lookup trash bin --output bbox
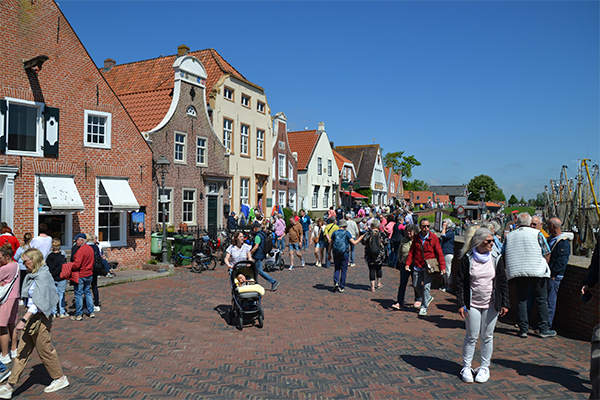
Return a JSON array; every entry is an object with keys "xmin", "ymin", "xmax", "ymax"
[
  {"xmin": 172, "ymin": 234, "xmax": 195, "ymax": 265},
  {"xmin": 151, "ymin": 232, "xmax": 172, "ymax": 260}
]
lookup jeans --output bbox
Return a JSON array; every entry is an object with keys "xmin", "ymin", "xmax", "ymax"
[
  {"xmin": 462, "ymin": 306, "xmax": 499, "ymax": 369},
  {"xmin": 255, "ymin": 259, "xmax": 275, "ymax": 284},
  {"xmin": 547, "ymin": 276, "xmax": 562, "ymax": 329},
  {"xmin": 74, "ymin": 275, "xmax": 94, "ymax": 316},
  {"xmin": 277, "ymin": 237, "xmax": 285, "ymax": 252},
  {"xmin": 349, "ymin": 243, "xmax": 355, "ymax": 264},
  {"xmin": 397, "ymin": 268, "xmax": 411, "ymax": 306},
  {"xmin": 324, "ymin": 242, "xmax": 330, "ymax": 268},
  {"xmin": 443, "ymin": 253, "xmax": 454, "ymax": 287},
  {"xmin": 52, "ymin": 280, "xmax": 67, "ymax": 315},
  {"xmin": 92, "ymin": 273, "xmax": 100, "ymax": 307},
  {"xmin": 413, "ymin": 269, "xmax": 433, "ymax": 310},
  {"xmin": 515, "ymin": 277, "xmax": 549, "ymax": 333},
  {"xmin": 333, "ymin": 253, "xmax": 349, "ymax": 288},
  {"xmin": 302, "ymin": 230, "xmax": 309, "ymax": 249},
  {"xmin": 389, "ymin": 240, "xmax": 401, "ymax": 267}
]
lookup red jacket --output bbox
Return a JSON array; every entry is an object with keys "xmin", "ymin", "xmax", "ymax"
[
  {"xmin": 405, "ymin": 232, "xmax": 446, "ymax": 272},
  {"xmin": 0, "ymin": 234, "xmax": 20, "ymax": 261},
  {"xmin": 64, "ymin": 244, "xmax": 94, "ymax": 278}
]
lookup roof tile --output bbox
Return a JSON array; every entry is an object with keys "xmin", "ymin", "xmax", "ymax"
[{"xmin": 287, "ymin": 130, "xmax": 319, "ymax": 170}]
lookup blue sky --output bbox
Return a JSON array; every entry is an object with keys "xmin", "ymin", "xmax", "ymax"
[{"xmin": 58, "ymin": 0, "xmax": 599, "ymax": 201}]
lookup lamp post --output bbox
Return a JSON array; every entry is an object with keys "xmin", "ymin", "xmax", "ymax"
[
  {"xmin": 479, "ymin": 187, "xmax": 486, "ymax": 221},
  {"xmin": 156, "ymin": 155, "xmax": 171, "ymax": 263}
]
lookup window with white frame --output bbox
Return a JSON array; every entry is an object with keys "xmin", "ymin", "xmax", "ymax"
[
  {"xmin": 317, "ymin": 157, "xmax": 322, "ymax": 175},
  {"xmin": 279, "ymin": 141, "xmax": 285, "ymax": 150},
  {"xmin": 174, "ymin": 132, "xmax": 186, "ymax": 164},
  {"xmin": 278, "ymin": 191, "xmax": 286, "ymax": 207},
  {"xmin": 196, "ymin": 136, "xmax": 206, "ymax": 166},
  {"xmin": 224, "ymin": 87, "xmax": 234, "ymax": 101},
  {"xmin": 241, "ymin": 94, "xmax": 250, "ymax": 108},
  {"xmin": 84, "ymin": 110, "xmax": 111, "ymax": 149},
  {"xmin": 328, "ymin": 159, "xmax": 332, "ymax": 177},
  {"xmin": 323, "ymin": 187, "xmax": 330, "ymax": 208},
  {"xmin": 240, "ymin": 178, "xmax": 249, "ymax": 205},
  {"xmin": 256, "ymin": 129, "xmax": 264, "ymax": 159},
  {"xmin": 240, "ymin": 124, "xmax": 249, "ymax": 155},
  {"xmin": 157, "ymin": 188, "xmax": 173, "ymax": 225},
  {"xmin": 223, "ymin": 119, "xmax": 232, "ymax": 152},
  {"xmin": 257, "ymin": 101, "xmax": 265, "ymax": 113},
  {"xmin": 289, "ymin": 192, "xmax": 296, "ymax": 209},
  {"xmin": 4, "ymin": 98, "xmax": 44, "ymax": 156},
  {"xmin": 97, "ymin": 180, "xmax": 127, "ymax": 245},
  {"xmin": 278, "ymin": 154, "xmax": 286, "ymax": 178},
  {"xmin": 342, "ymin": 168, "xmax": 347, "ymax": 179},
  {"xmin": 288, "ymin": 162, "xmax": 294, "ymax": 182},
  {"xmin": 312, "ymin": 186, "xmax": 320, "ymax": 208},
  {"xmin": 182, "ymin": 189, "xmax": 196, "ymax": 224}
]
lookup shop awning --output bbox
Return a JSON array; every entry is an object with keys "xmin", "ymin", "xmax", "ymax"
[
  {"xmin": 100, "ymin": 179, "xmax": 140, "ymax": 211},
  {"xmin": 39, "ymin": 176, "xmax": 85, "ymax": 213},
  {"xmin": 341, "ymin": 190, "xmax": 369, "ymax": 199}
]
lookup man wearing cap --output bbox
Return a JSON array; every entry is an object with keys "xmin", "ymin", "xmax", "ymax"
[
  {"xmin": 65, "ymin": 233, "xmax": 95, "ymax": 320},
  {"xmin": 248, "ymin": 222, "xmax": 280, "ymax": 292},
  {"xmin": 328, "ymin": 219, "xmax": 364, "ymax": 292},
  {"xmin": 227, "ymin": 212, "xmax": 237, "ymax": 231},
  {"xmin": 323, "ymin": 217, "xmax": 339, "ymax": 268}
]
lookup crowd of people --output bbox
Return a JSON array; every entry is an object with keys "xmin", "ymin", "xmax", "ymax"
[{"xmin": 223, "ymin": 205, "xmax": 597, "ymax": 394}]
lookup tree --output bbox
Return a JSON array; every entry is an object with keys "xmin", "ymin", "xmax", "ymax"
[
  {"xmin": 383, "ymin": 151, "xmax": 421, "ymax": 180},
  {"xmin": 467, "ymin": 175, "xmax": 505, "ymax": 202},
  {"xmin": 508, "ymin": 194, "xmax": 519, "ymax": 205},
  {"xmin": 404, "ymin": 179, "xmax": 429, "ymax": 191},
  {"xmin": 519, "ymin": 196, "xmax": 525, "ymax": 204}
]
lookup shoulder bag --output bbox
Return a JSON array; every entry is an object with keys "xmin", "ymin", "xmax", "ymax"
[{"xmin": 420, "ymin": 239, "xmax": 440, "ymax": 274}]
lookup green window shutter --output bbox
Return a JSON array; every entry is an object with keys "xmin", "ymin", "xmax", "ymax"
[
  {"xmin": 44, "ymin": 106, "xmax": 59, "ymax": 157},
  {"xmin": 0, "ymin": 100, "xmax": 6, "ymax": 153}
]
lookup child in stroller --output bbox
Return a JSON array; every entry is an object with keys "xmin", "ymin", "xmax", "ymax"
[{"xmin": 229, "ymin": 261, "xmax": 265, "ymax": 330}]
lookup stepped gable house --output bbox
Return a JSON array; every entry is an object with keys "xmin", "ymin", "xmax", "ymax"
[
  {"xmin": 102, "ymin": 45, "xmax": 230, "ymax": 235},
  {"xmin": 0, "ymin": 0, "xmax": 153, "ymax": 266},
  {"xmin": 271, "ymin": 112, "xmax": 298, "ymax": 212}
]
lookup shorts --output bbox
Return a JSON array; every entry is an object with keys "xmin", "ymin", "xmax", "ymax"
[
  {"xmin": 288, "ymin": 243, "xmax": 301, "ymax": 251},
  {"xmin": 316, "ymin": 241, "xmax": 325, "ymax": 248}
]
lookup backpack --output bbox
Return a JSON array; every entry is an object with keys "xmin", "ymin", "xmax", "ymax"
[
  {"xmin": 258, "ymin": 231, "xmax": 274, "ymax": 256},
  {"xmin": 365, "ymin": 230, "xmax": 382, "ymax": 259},
  {"xmin": 92, "ymin": 246, "xmax": 107, "ymax": 276},
  {"xmin": 331, "ymin": 230, "xmax": 348, "ymax": 255}
]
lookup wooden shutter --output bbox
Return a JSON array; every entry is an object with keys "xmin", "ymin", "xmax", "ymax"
[
  {"xmin": 0, "ymin": 100, "xmax": 6, "ymax": 153},
  {"xmin": 44, "ymin": 106, "xmax": 59, "ymax": 157}
]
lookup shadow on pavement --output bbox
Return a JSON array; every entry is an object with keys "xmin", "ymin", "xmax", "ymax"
[
  {"xmin": 214, "ymin": 304, "xmax": 231, "ymax": 325},
  {"xmin": 493, "ymin": 358, "xmax": 590, "ymax": 393},
  {"xmin": 313, "ymin": 284, "xmax": 336, "ymax": 292},
  {"xmin": 400, "ymin": 355, "xmax": 461, "ymax": 376},
  {"xmin": 423, "ymin": 314, "xmax": 464, "ymax": 330},
  {"xmin": 12, "ymin": 364, "xmax": 52, "ymax": 396},
  {"xmin": 345, "ymin": 283, "xmax": 371, "ymax": 291}
]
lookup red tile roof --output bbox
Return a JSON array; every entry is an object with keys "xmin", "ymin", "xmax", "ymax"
[
  {"xmin": 333, "ymin": 150, "xmax": 352, "ymax": 171},
  {"xmin": 102, "ymin": 48, "xmax": 262, "ymax": 132},
  {"xmin": 287, "ymin": 130, "xmax": 319, "ymax": 171}
]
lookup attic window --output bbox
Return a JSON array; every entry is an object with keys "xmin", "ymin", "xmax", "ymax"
[
  {"xmin": 187, "ymin": 105, "xmax": 197, "ymax": 117},
  {"xmin": 224, "ymin": 87, "xmax": 234, "ymax": 101},
  {"xmin": 257, "ymin": 101, "xmax": 265, "ymax": 113}
]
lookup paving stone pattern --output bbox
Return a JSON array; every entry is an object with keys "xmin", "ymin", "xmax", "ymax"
[{"xmin": 10, "ymin": 246, "xmax": 592, "ymax": 399}]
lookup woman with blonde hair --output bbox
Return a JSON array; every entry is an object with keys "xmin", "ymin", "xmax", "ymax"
[
  {"xmin": 0, "ymin": 248, "xmax": 69, "ymax": 398},
  {"xmin": 312, "ymin": 218, "xmax": 325, "ymax": 267}
]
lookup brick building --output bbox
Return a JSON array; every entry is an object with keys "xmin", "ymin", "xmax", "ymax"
[
  {"xmin": 271, "ymin": 112, "xmax": 298, "ymax": 212},
  {"xmin": 102, "ymin": 46, "xmax": 230, "ymax": 235},
  {"xmin": 0, "ymin": 0, "xmax": 153, "ymax": 266}
]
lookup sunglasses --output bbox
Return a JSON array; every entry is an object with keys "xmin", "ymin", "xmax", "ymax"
[
  {"xmin": 483, "ymin": 239, "xmax": 494, "ymax": 244},
  {"xmin": 421, "ymin": 225, "xmax": 430, "ymax": 228}
]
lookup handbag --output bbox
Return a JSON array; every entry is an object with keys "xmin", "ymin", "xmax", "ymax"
[
  {"xmin": 419, "ymin": 240, "xmax": 440, "ymax": 274},
  {"xmin": 0, "ymin": 268, "xmax": 19, "ymax": 305}
]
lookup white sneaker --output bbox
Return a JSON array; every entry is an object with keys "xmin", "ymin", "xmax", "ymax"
[
  {"xmin": 418, "ymin": 308, "xmax": 427, "ymax": 316},
  {"xmin": 9, "ymin": 350, "xmax": 16, "ymax": 359},
  {"xmin": 288, "ymin": 266, "xmax": 294, "ymax": 270},
  {"xmin": 301, "ymin": 259, "xmax": 305, "ymax": 267},
  {"xmin": 316, "ymin": 261, "xmax": 321, "ymax": 267},
  {"xmin": 93, "ymin": 306, "xmax": 101, "ymax": 312},
  {"xmin": 44, "ymin": 376, "xmax": 69, "ymax": 393},
  {"xmin": 350, "ymin": 263, "xmax": 356, "ymax": 267},
  {"xmin": 461, "ymin": 367, "xmax": 474, "ymax": 383},
  {"xmin": 0, "ymin": 355, "xmax": 10, "ymax": 365},
  {"xmin": 0, "ymin": 383, "xmax": 12, "ymax": 398},
  {"xmin": 474, "ymin": 367, "xmax": 490, "ymax": 383}
]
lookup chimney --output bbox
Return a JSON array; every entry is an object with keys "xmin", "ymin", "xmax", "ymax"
[
  {"xmin": 103, "ymin": 58, "xmax": 116, "ymax": 72},
  {"xmin": 330, "ymin": 141, "xmax": 334, "ymax": 149},
  {"xmin": 317, "ymin": 122, "xmax": 325, "ymax": 132},
  {"xmin": 177, "ymin": 45, "xmax": 190, "ymax": 57}
]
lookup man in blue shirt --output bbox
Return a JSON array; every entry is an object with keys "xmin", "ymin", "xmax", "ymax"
[{"xmin": 299, "ymin": 210, "xmax": 312, "ymax": 250}]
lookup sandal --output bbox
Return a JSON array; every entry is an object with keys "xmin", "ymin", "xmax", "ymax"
[
  {"xmin": 376, "ymin": 284, "xmax": 383, "ymax": 290},
  {"xmin": 414, "ymin": 301, "xmax": 422, "ymax": 308}
]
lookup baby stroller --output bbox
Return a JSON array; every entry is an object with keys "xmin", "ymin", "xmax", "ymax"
[
  {"xmin": 264, "ymin": 248, "xmax": 284, "ymax": 272},
  {"xmin": 229, "ymin": 260, "xmax": 265, "ymax": 330}
]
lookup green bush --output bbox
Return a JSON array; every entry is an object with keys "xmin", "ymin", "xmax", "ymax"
[
  {"xmin": 356, "ymin": 188, "xmax": 372, "ymax": 204},
  {"xmin": 283, "ymin": 207, "xmax": 294, "ymax": 228}
]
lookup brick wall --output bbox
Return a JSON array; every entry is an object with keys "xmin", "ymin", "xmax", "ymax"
[
  {"xmin": 272, "ymin": 119, "xmax": 297, "ymax": 208},
  {"xmin": 0, "ymin": 0, "xmax": 153, "ymax": 267}
]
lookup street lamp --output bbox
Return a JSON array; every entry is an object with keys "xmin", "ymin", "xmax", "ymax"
[
  {"xmin": 479, "ymin": 187, "xmax": 486, "ymax": 221},
  {"xmin": 156, "ymin": 155, "xmax": 171, "ymax": 263},
  {"xmin": 347, "ymin": 180, "xmax": 354, "ymax": 214}
]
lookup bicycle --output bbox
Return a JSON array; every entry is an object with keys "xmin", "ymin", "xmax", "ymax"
[{"xmin": 190, "ymin": 233, "xmax": 217, "ymax": 273}]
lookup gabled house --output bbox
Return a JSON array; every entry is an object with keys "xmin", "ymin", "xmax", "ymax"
[
  {"xmin": 0, "ymin": 0, "xmax": 153, "ymax": 266},
  {"xmin": 101, "ymin": 45, "xmax": 230, "ymax": 235},
  {"xmin": 428, "ymin": 184, "xmax": 468, "ymax": 205},
  {"xmin": 333, "ymin": 150, "xmax": 364, "ymax": 211},
  {"xmin": 271, "ymin": 112, "xmax": 298, "ymax": 212},
  {"xmin": 404, "ymin": 191, "xmax": 449, "ymax": 208},
  {"xmin": 288, "ymin": 123, "xmax": 339, "ymax": 214},
  {"xmin": 385, "ymin": 167, "xmax": 404, "ymax": 207},
  {"xmin": 334, "ymin": 144, "xmax": 388, "ymax": 206}
]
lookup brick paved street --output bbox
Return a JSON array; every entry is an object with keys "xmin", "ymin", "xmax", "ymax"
[{"xmin": 8, "ymin": 246, "xmax": 592, "ymax": 399}]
